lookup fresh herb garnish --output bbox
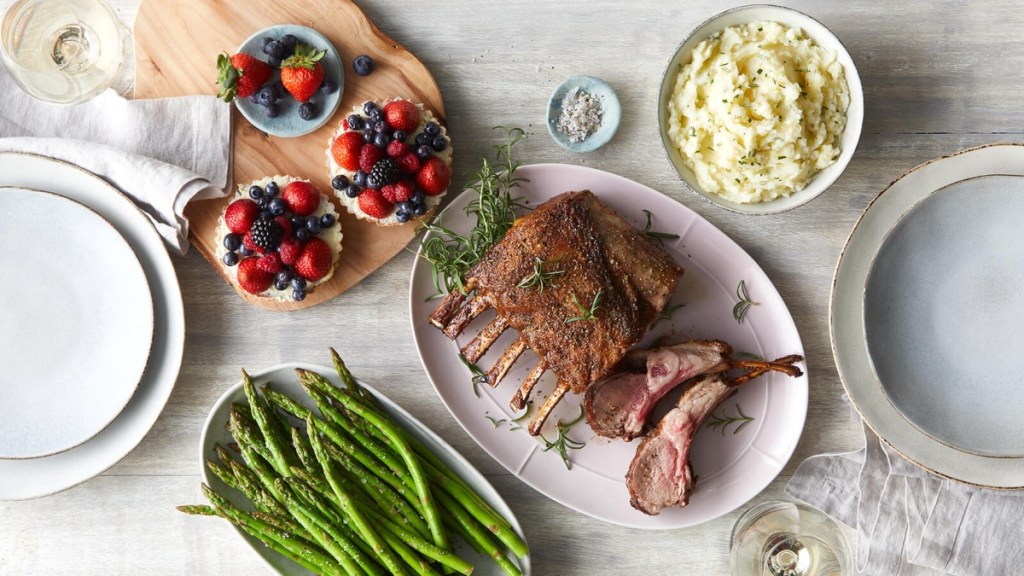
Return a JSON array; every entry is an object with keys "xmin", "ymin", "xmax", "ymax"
[
  {"xmin": 517, "ymin": 257, "xmax": 565, "ymax": 291},
  {"xmin": 566, "ymin": 289, "xmax": 602, "ymax": 323},
  {"xmin": 641, "ymin": 209, "xmax": 681, "ymax": 246},
  {"xmin": 420, "ymin": 127, "xmax": 527, "ymax": 295},
  {"xmin": 732, "ymin": 280, "xmax": 759, "ymax": 324},
  {"xmin": 734, "ymin": 351, "xmax": 765, "ymax": 361},
  {"xmin": 705, "ymin": 404, "xmax": 755, "ymax": 435},
  {"xmin": 652, "ymin": 301, "xmax": 686, "ymax": 328},
  {"xmin": 458, "ymin": 353, "xmax": 488, "ymax": 397},
  {"xmin": 541, "ymin": 406, "xmax": 587, "ymax": 470},
  {"xmin": 485, "ymin": 416, "xmax": 507, "ymax": 428}
]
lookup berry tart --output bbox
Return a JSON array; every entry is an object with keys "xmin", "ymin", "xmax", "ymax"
[
  {"xmin": 215, "ymin": 176, "xmax": 342, "ymax": 302},
  {"xmin": 326, "ymin": 98, "xmax": 452, "ymax": 225}
]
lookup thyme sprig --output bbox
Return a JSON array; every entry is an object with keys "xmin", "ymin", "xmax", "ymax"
[
  {"xmin": 652, "ymin": 301, "xmax": 686, "ymax": 328},
  {"xmin": 516, "ymin": 257, "xmax": 565, "ymax": 291},
  {"xmin": 732, "ymin": 280, "xmax": 759, "ymax": 324},
  {"xmin": 705, "ymin": 404, "xmax": 755, "ymax": 435},
  {"xmin": 458, "ymin": 353, "xmax": 487, "ymax": 398},
  {"xmin": 541, "ymin": 406, "xmax": 587, "ymax": 470},
  {"xmin": 566, "ymin": 289, "xmax": 603, "ymax": 323},
  {"xmin": 642, "ymin": 209, "xmax": 681, "ymax": 246},
  {"xmin": 420, "ymin": 127, "xmax": 528, "ymax": 296}
]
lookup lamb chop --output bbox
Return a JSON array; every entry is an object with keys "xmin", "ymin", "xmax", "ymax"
[
  {"xmin": 584, "ymin": 341, "xmax": 802, "ymax": 440},
  {"xmin": 429, "ymin": 190, "xmax": 683, "ymax": 435},
  {"xmin": 625, "ymin": 356, "xmax": 803, "ymax": 515}
]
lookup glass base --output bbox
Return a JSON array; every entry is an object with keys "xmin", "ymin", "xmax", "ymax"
[{"xmin": 730, "ymin": 500, "xmax": 851, "ymax": 576}]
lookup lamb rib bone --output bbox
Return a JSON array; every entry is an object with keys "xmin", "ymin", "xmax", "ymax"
[
  {"xmin": 460, "ymin": 317, "xmax": 509, "ymax": 363},
  {"xmin": 625, "ymin": 356, "xmax": 804, "ymax": 515},
  {"xmin": 510, "ymin": 362, "xmax": 546, "ymax": 412}
]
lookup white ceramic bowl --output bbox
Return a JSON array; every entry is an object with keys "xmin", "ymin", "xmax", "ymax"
[{"xmin": 658, "ymin": 5, "xmax": 864, "ymax": 214}]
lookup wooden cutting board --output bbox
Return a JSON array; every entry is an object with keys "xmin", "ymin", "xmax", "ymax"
[{"xmin": 133, "ymin": 0, "xmax": 445, "ymax": 310}]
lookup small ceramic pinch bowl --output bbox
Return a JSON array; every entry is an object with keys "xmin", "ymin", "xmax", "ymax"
[
  {"xmin": 547, "ymin": 75, "xmax": 621, "ymax": 153},
  {"xmin": 658, "ymin": 5, "xmax": 864, "ymax": 214}
]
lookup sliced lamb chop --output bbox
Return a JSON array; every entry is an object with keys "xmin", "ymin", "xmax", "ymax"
[
  {"xmin": 625, "ymin": 356, "xmax": 803, "ymax": 515},
  {"xmin": 584, "ymin": 340, "xmax": 732, "ymax": 440}
]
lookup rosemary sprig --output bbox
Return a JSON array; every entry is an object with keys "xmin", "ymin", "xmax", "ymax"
[
  {"xmin": 508, "ymin": 403, "xmax": 532, "ymax": 431},
  {"xmin": 566, "ymin": 289, "xmax": 603, "ymax": 323},
  {"xmin": 458, "ymin": 353, "xmax": 487, "ymax": 398},
  {"xmin": 516, "ymin": 257, "xmax": 565, "ymax": 291},
  {"xmin": 705, "ymin": 404, "xmax": 755, "ymax": 435},
  {"xmin": 642, "ymin": 209, "xmax": 681, "ymax": 246},
  {"xmin": 734, "ymin": 351, "xmax": 765, "ymax": 361},
  {"xmin": 541, "ymin": 406, "xmax": 587, "ymax": 470},
  {"xmin": 732, "ymin": 280, "xmax": 759, "ymax": 324},
  {"xmin": 485, "ymin": 416, "xmax": 507, "ymax": 428},
  {"xmin": 652, "ymin": 301, "xmax": 686, "ymax": 328},
  {"xmin": 419, "ymin": 126, "xmax": 528, "ymax": 295}
]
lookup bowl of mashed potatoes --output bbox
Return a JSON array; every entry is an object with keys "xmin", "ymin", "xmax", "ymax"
[{"xmin": 659, "ymin": 5, "xmax": 863, "ymax": 214}]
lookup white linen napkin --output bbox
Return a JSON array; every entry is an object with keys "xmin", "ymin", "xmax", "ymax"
[
  {"xmin": 0, "ymin": 65, "xmax": 231, "ymax": 254},
  {"xmin": 786, "ymin": 402, "xmax": 1024, "ymax": 575}
]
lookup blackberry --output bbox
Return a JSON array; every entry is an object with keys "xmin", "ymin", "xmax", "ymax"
[
  {"xmin": 250, "ymin": 218, "xmax": 282, "ymax": 251},
  {"xmin": 368, "ymin": 158, "xmax": 399, "ymax": 188}
]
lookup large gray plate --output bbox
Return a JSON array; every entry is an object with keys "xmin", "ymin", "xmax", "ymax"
[{"xmin": 832, "ymin": 143, "xmax": 1024, "ymax": 487}]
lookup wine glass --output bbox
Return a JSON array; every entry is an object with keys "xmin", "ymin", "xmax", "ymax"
[
  {"xmin": 730, "ymin": 500, "xmax": 851, "ymax": 576},
  {"xmin": 1, "ymin": 0, "xmax": 132, "ymax": 104}
]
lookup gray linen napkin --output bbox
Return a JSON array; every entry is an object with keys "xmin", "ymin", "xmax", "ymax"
[
  {"xmin": 786, "ymin": 403, "xmax": 1024, "ymax": 575},
  {"xmin": 0, "ymin": 66, "xmax": 231, "ymax": 254}
]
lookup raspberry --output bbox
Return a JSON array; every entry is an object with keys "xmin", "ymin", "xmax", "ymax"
[
  {"xmin": 359, "ymin": 143, "xmax": 385, "ymax": 173},
  {"xmin": 256, "ymin": 253, "xmax": 282, "ymax": 274},
  {"xmin": 386, "ymin": 140, "xmax": 409, "ymax": 158}
]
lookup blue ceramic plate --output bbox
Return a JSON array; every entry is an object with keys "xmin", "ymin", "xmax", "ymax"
[
  {"xmin": 235, "ymin": 25, "xmax": 344, "ymax": 138},
  {"xmin": 546, "ymin": 75, "xmax": 621, "ymax": 153}
]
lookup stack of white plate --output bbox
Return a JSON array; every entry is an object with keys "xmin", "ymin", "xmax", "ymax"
[{"xmin": 0, "ymin": 153, "xmax": 185, "ymax": 500}]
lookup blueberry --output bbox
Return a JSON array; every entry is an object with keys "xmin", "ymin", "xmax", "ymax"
[
  {"xmin": 280, "ymin": 34, "xmax": 298, "ymax": 51},
  {"xmin": 412, "ymin": 202, "xmax": 427, "ymax": 216},
  {"xmin": 431, "ymin": 136, "xmax": 448, "ymax": 152},
  {"xmin": 292, "ymin": 289, "xmax": 307, "ymax": 301},
  {"xmin": 274, "ymin": 278, "xmax": 289, "ymax": 291},
  {"xmin": 369, "ymin": 108, "xmax": 383, "ymax": 122},
  {"xmin": 296, "ymin": 228, "xmax": 311, "ymax": 241},
  {"xmin": 331, "ymin": 174, "xmax": 349, "ymax": 190},
  {"xmin": 299, "ymin": 101, "xmax": 316, "ymax": 121},
  {"xmin": 373, "ymin": 120, "xmax": 387, "ymax": 133},
  {"xmin": 392, "ymin": 129, "xmax": 407, "ymax": 142},
  {"xmin": 291, "ymin": 214, "xmax": 305, "ymax": 229},
  {"xmin": 362, "ymin": 101, "xmax": 377, "ymax": 115},
  {"xmin": 373, "ymin": 132, "xmax": 389, "ymax": 149},
  {"xmin": 223, "ymin": 233, "xmax": 242, "ymax": 251},
  {"xmin": 269, "ymin": 197, "xmax": 287, "ymax": 216},
  {"xmin": 416, "ymin": 144, "xmax": 432, "ymax": 160},
  {"xmin": 320, "ymin": 213, "xmax": 336, "ymax": 227},
  {"xmin": 363, "ymin": 129, "xmax": 376, "ymax": 143},
  {"xmin": 291, "ymin": 277, "xmax": 308, "ymax": 291},
  {"xmin": 258, "ymin": 195, "xmax": 270, "ymax": 208},
  {"xmin": 411, "ymin": 190, "xmax": 425, "ymax": 204},
  {"xmin": 264, "ymin": 102, "xmax": 280, "ymax": 118},
  {"xmin": 396, "ymin": 201, "xmax": 413, "ymax": 214},
  {"xmin": 265, "ymin": 181, "xmax": 279, "ymax": 197},
  {"xmin": 259, "ymin": 208, "xmax": 271, "ymax": 220},
  {"xmin": 276, "ymin": 269, "xmax": 293, "ymax": 283},
  {"xmin": 306, "ymin": 215, "xmax": 321, "ymax": 234},
  {"xmin": 264, "ymin": 39, "xmax": 286, "ymax": 59},
  {"xmin": 249, "ymin": 185, "xmax": 263, "ymax": 199},
  {"xmin": 415, "ymin": 132, "xmax": 430, "ymax": 146},
  {"xmin": 424, "ymin": 122, "xmax": 440, "ymax": 137},
  {"xmin": 268, "ymin": 55, "xmax": 282, "ymax": 68},
  {"xmin": 255, "ymin": 85, "xmax": 276, "ymax": 107},
  {"xmin": 272, "ymin": 80, "xmax": 287, "ymax": 99},
  {"xmin": 353, "ymin": 171, "xmax": 367, "ymax": 186},
  {"xmin": 320, "ymin": 77, "xmax": 337, "ymax": 94},
  {"xmin": 238, "ymin": 245, "xmax": 253, "ymax": 257},
  {"xmin": 396, "ymin": 211, "xmax": 410, "ymax": 223},
  {"xmin": 346, "ymin": 114, "xmax": 365, "ymax": 130},
  {"xmin": 223, "ymin": 251, "xmax": 239, "ymax": 266},
  {"xmin": 353, "ymin": 55, "xmax": 374, "ymax": 77},
  {"xmin": 260, "ymin": 37, "xmax": 273, "ymax": 50},
  {"xmin": 345, "ymin": 184, "xmax": 361, "ymax": 198}
]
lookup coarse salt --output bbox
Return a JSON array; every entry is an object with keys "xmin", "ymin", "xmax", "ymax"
[{"xmin": 556, "ymin": 87, "xmax": 603, "ymax": 143}]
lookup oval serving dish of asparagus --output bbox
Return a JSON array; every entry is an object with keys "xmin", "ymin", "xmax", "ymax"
[{"xmin": 179, "ymin": 349, "xmax": 530, "ymax": 576}]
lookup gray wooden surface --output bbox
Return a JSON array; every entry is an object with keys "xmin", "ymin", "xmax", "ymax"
[{"xmin": 2, "ymin": 0, "xmax": 1022, "ymax": 574}]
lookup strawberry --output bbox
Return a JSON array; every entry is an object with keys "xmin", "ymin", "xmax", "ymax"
[
  {"xmin": 294, "ymin": 237, "xmax": 334, "ymax": 281},
  {"xmin": 381, "ymin": 180, "xmax": 414, "ymax": 203},
  {"xmin": 224, "ymin": 198, "xmax": 259, "ymax": 234},
  {"xmin": 359, "ymin": 143, "xmax": 385, "ymax": 173},
  {"xmin": 216, "ymin": 52, "xmax": 271, "ymax": 101},
  {"xmin": 242, "ymin": 230, "xmax": 264, "ymax": 254},
  {"xmin": 417, "ymin": 157, "xmax": 451, "ymax": 196},
  {"xmin": 236, "ymin": 256, "xmax": 273, "ymax": 294},
  {"xmin": 358, "ymin": 188, "xmax": 394, "ymax": 219},
  {"xmin": 279, "ymin": 238, "xmax": 303, "ymax": 265},
  {"xmin": 331, "ymin": 131, "xmax": 364, "ymax": 172},
  {"xmin": 256, "ymin": 252, "xmax": 282, "ymax": 274},
  {"xmin": 386, "ymin": 140, "xmax": 410, "ymax": 158},
  {"xmin": 282, "ymin": 181, "xmax": 320, "ymax": 216},
  {"xmin": 274, "ymin": 215, "xmax": 293, "ymax": 239},
  {"xmin": 280, "ymin": 44, "xmax": 326, "ymax": 102},
  {"xmin": 395, "ymin": 152, "xmax": 420, "ymax": 174},
  {"xmin": 383, "ymin": 100, "xmax": 419, "ymax": 133}
]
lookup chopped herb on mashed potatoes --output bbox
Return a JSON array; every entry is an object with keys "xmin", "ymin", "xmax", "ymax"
[{"xmin": 667, "ymin": 21, "xmax": 849, "ymax": 204}]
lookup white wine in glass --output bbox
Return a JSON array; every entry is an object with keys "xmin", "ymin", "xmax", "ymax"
[
  {"xmin": 1, "ymin": 0, "xmax": 126, "ymax": 104},
  {"xmin": 731, "ymin": 500, "xmax": 851, "ymax": 576}
]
